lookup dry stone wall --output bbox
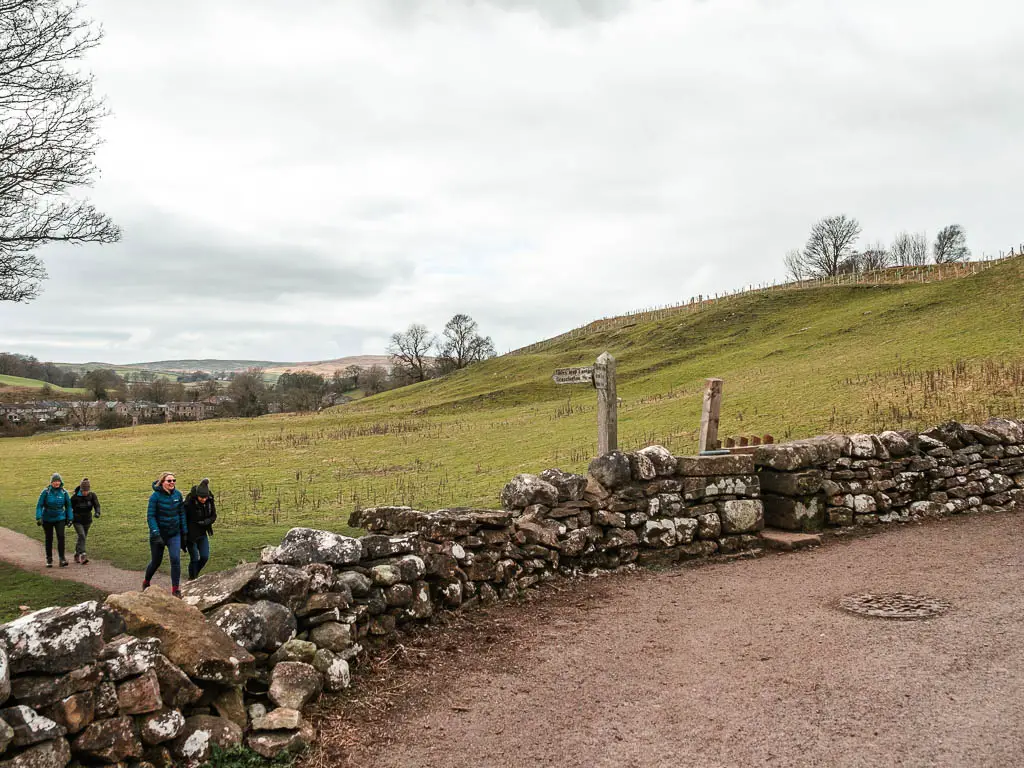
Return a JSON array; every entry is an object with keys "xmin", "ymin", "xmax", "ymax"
[
  {"xmin": 1, "ymin": 416, "xmax": 1022, "ymax": 767},
  {"xmin": 757, "ymin": 418, "xmax": 1024, "ymax": 531}
]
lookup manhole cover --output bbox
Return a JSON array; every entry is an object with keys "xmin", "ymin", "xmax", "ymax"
[{"xmin": 838, "ymin": 593, "xmax": 950, "ymax": 620}]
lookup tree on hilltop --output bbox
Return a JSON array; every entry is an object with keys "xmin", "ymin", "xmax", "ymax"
[
  {"xmin": 790, "ymin": 215, "xmax": 862, "ymax": 278},
  {"xmin": 0, "ymin": 0, "xmax": 120, "ymax": 302},
  {"xmin": 388, "ymin": 324, "xmax": 435, "ymax": 383},
  {"xmin": 891, "ymin": 232, "xmax": 928, "ymax": 266},
  {"xmin": 783, "ymin": 249, "xmax": 806, "ymax": 282},
  {"xmin": 436, "ymin": 314, "xmax": 495, "ymax": 374},
  {"xmin": 933, "ymin": 225, "xmax": 970, "ymax": 263},
  {"xmin": 856, "ymin": 241, "xmax": 893, "ymax": 272}
]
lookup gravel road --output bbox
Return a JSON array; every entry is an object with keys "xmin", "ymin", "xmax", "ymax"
[{"xmin": 319, "ymin": 512, "xmax": 1024, "ymax": 768}]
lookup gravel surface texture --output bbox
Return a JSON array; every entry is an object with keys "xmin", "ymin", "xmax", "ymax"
[{"xmin": 313, "ymin": 512, "xmax": 1024, "ymax": 768}]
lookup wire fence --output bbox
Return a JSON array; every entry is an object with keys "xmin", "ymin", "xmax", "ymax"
[{"xmin": 507, "ymin": 248, "xmax": 1023, "ymax": 356}]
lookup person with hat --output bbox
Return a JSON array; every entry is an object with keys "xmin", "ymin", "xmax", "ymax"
[
  {"xmin": 183, "ymin": 478, "xmax": 217, "ymax": 580},
  {"xmin": 70, "ymin": 477, "xmax": 101, "ymax": 564},
  {"xmin": 143, "ymin": 471, "xmax": 187, "ymax": 597},
  {"xmin": 36, "ymin": 473, "xmax": 72, "ymax": 567}
]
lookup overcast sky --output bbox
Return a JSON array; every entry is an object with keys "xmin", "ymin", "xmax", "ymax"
[{"xmin": 2, "ymin": 0, "xmax": 1022, "ymax": 364}]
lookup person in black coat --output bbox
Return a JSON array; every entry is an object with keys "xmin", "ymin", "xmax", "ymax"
[
  {"xmin": 184, "ymin": 478, "xmax": 216, "ymax": 579},
  {"xmin": 70, "ymin": 477, "xmax": 101, "ymax": 564}
]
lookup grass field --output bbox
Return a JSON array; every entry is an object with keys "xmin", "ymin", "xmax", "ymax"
[
  {"xmin": 1, "ymin": 256, "xmax": 1022, "ymax": 574},
  {"xmin": 0, "ymin": 562, "xmax": 107, "ymax": 623},
  {"xmin": 0, "ymin": 374, "xmax": 88, "ymax": 394}
]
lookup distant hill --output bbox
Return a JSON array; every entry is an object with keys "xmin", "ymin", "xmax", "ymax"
[
  {"xmin": 264, "ymin": 356, "xmax": 393, "ymax": 376},
  {"xmin": 62, "ymin": 359, "xmax": 280, "ymax": 374},
  {"xmin": 59, "ymin": 356, "xmax": 394, "ymax": 376}
]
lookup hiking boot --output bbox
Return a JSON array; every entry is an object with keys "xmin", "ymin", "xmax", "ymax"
[
  {"xmin": 171, "ymin": 587, "xmax": 182, "ymax": 599},
  {"xmin": 141, "ymin": 580, "xmax": 151, "ymax": 591},
  {"xmin": 59, "ymin": 560, "xmax": 68, "ymax": 568},
  {"xmin": 46, "ymin": 560, "xmax": 52, "ymax": 568},
  {"xmin": 80, "ymin": 555, "xmax": 89, "ymax": 565}
]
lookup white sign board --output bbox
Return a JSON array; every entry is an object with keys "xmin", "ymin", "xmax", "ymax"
[{"xmin": 552, "ymin": 367, "xmax": 594, "ymax": 385}]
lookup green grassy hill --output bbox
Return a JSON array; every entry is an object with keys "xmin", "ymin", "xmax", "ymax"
[
  {"xmin": 2, "ymin": 256, "xmax": 1022, "ymax": 573},
  {"xmin": 0, "ymin": 374, "xmax": 87, "ymax": 394}
]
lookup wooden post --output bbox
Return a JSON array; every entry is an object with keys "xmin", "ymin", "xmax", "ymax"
[
  {"xmin": 552, "ymin": 351, "xmax": 617, "ymax": 456},
  {"xmin": 698, "ymin": 378, "xmax": 723, "ymax": 453},
  {"xmin": 594, "ymin": 352, "xmax": 617, "ymax": 455}
]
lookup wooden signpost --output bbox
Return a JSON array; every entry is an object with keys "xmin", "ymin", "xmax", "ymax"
[
  {"xmin": 552, "ymin": 351, "xmax": 617, "ymax": 455},
  {"xmin": 698, "ymin": 377, "xmax": 723, "ymax": 453}
]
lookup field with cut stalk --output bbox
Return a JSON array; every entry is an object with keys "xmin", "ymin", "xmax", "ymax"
[{"xmin": 1, "ymin": 256, "xmax": 1022, "ymax": 575}]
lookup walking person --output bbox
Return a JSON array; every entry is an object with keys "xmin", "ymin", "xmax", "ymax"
[
  {"xmin": 70, "ymin": 478, "xmax": 101, "ymax": 564},
  {"xmin": 36, "ymin": 473, "xmax": 72, "ymax": 567},
  {"xmin": 184, "ymin": 478, "xmax": 217, "ymax": 580},
  {"xmin": 143, "ymin": 471, "xmax": 187, "ymax": 597}
]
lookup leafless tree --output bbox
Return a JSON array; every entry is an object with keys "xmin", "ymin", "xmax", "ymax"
[
  {"xmin": 227, "ymin": 368, "xmax": 268, "ymax": 417},
  {"xmin": 357, "ymin": 364, "xmax": 387, "ymax": 395},
  {"xmin": 856, "ymin": 241, "xmax": 893, "ymax": 272},
  {"xmin": 65, "ymin": 398, "xmax": 96, "ymax": 427},
  {"xmin": 783, "ymin": 249, "xmax": 805, "ymax": 282},
  {"xmin": 799, "ymin": 215, "xmax": 862, "ymax": 277},
  {"xmin": 891, "ymin": 231, "xmax": 928, "ymax": 266},
  {"xmin": 0, "ymin": 0, "xmax": 120, "ymax": 302},
  {"xmin": 436, "ymin": 314, "xmax": 495, "ymax": 373},
  {"xmin": 388, "ymin": 323, "xmax": 435, "ymax": 383},
  {"xmin": 933, "ymin": 224, "xmax": 970, "ymax": 263}
]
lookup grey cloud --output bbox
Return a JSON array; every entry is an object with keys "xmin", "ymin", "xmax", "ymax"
[
  {"xmin": 376, "ymin": 0, "xmax": 632, "ymax": 26},
  {"xmin": 4, "ymin": 0, "xmax": 1024, "ymax": 365},
  {"xmin": 88, "ymin": 212, "xmax": 411, "ymax": 302}
]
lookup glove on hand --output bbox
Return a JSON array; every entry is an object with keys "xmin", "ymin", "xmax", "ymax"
[
  {"xmin": 95, "ymin": 511, "xmax": 101, "ymax": 518},
  {"xmin": 36, "ymin": 519, "xmax": 42, "ymax": 527},
  {"xmin": 66, "ymin": 519, "xmax": 73, "ymax": 528}
]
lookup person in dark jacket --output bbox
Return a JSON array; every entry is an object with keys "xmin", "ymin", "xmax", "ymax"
[
  {"xmin": 184, "ymin": 478, "xmax": 217, "ymax": 580},
  {"xmin": 36, "ymin": 473, "xmax": 72, "ymax": 567},
  {"xmin": 70, "ymin": 477, "xmax": 101, "ymax": 565},
  {"xmin": 143, "ymin": 471, "xmax": 187, "ymax": 596}
]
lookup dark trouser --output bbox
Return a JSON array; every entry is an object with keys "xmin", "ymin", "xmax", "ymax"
[
  {"xmin": 74, "ymin": 520, "xmax": 91, "ymax": 557},
  {"xmin": 187, "ymin": 534, "xmax": 210, "ymax": 580},
  {"xmin": 144, "ymin": 533, "xmax": 182, "ymax": 588},
  {"xmin": 42, "ymin": 522, "xmax": 66, "ymax": 563}
]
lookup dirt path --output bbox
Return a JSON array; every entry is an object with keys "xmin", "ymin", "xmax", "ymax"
[
  {"xmin": 318, "ymin": 512, "xmax": 1024, "ymax": 768},
  {"xmin": 0, "ymin": 526, "xmax": 167, "ymax": 593}
]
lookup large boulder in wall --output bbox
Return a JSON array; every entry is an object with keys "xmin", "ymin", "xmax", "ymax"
[
  {"xmin": 266, "ymin": 528, "xmax": 362, "ymax": 567},
  {"xmin": 104, "ymin": 591, "xmax": 253, "ymax": 686},
  {"xmin": 180, "ymin": 563, "xmax": 259, "ymax": 612},
  {"xmin": 0, "ymin": 603, "xmax": 105, "ymax": 676},
  {"xmin": 0, "ymin": 737, "xmax": 71, "ymax": 768},
  {"xmin": 500, "ymin": 475, "xmax": 559, "ymax": 510}
]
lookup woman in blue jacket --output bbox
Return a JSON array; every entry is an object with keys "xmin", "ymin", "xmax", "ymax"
[
  {"xmin": 143, "ymin": 471, "xmax": 187, "ymax": 597},
  {"xmin": 36, "ymin": 472, "xmax": 72, "ymax": 567}
]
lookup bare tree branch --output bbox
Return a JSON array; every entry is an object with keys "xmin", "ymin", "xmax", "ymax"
[
  {"xmin": 436, "ymin": 314, "xmax": 496, "ymax": 373},
  {"xmin": 388, "ymin": 324, "xmax": 435, "ymax": 383},
  {"xmin": 0, "ymin": 0, "xmax": 120, "ymax": 302},
  {"xmin": 783, "ymin": 249, "xmax": 805, "ymax": 281},
  {"xmin": 799, "ymin": 215, "xmax": 861, "ymax": 277},
  {"xmin": 891, "ymin": 231, "xmax": 928, "ymax": 266},
  {"xmin": 856, "ymin": 241, "xmax": 893, "ymax": 272}
]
